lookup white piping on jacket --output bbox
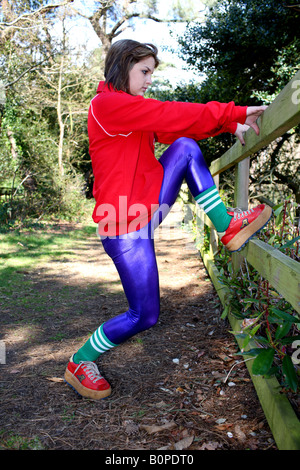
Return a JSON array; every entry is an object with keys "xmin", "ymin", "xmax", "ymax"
[{"xmin": 90, "ymin": 97, "xmax": 132, "ymax": 138}]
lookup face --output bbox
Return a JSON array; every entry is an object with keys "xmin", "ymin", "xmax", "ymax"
[{"xmin": 128, "ymin": 56, "xmax": 155, "ymax": 96}]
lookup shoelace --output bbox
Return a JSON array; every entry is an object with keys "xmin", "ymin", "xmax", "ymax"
[
  {"xmin": 228, "ymin": 207, "xmax": 255, "ymax": 221},
  {"xmin": 74, "ymin": 361, "xmax": 103, "ymax": 384}
]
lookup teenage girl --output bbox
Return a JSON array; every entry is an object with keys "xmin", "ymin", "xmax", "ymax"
[{"xmin": 64, "ymin": 40, "xmax": 272, "ymax": 399}]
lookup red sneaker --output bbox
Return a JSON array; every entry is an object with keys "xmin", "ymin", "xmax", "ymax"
[
  {"xmin": 64, "ymin": 356, "xmax": 111, "ymax": 399},
  {"xmin": 218, "ymin": 204, "xmax": 272, "ymax": 252}
]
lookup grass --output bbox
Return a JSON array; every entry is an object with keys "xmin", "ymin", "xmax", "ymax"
[
  {"xmin": 0, "ymin": 221, "xmax": 95, "ymax": 264},
  {"xmin": 0, "ymin": 221, "xmax": 97, "ymax": 320},
  {"xmin": 0, "ymin": 431, "xmax": 45, "ymax": 450}
]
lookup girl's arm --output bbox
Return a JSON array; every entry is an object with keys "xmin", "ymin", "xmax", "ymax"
[{"xmin": 92, "ymin": 92, "xmax": 248, "ymax": 140}]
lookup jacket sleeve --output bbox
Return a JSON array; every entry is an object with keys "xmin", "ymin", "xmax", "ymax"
[
  {"xmin": 92, "ymin": 92, "xmax": 247, "ymax": 140},
  {"xmin": 154, "ymin": 122, "xmax": 239, "ymax": 144}
]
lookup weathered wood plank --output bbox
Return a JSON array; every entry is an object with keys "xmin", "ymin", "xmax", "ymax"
[
  {"xmin": 243, "ymin": 238, "xmax": 300, "ymax": 313},
  {"xmin": 210, "ymin": 69, "xmax": 300, "ymax": 176},
  {"xmin": 200, "ymin": 247, "xmax": 229, "ymax": 306}
]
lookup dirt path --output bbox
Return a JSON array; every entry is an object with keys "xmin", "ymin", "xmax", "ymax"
[{"xmin": 0, "ymin": 205, "xmax": 277, "ymax": 450}]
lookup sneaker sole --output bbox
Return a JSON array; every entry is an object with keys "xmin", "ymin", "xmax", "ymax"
[
  {"xmin": 64, "ymin": 369, "xmax": 112, "ymax": 400},
  {"xmin": 225, "ymin": 205, "xmax": 273, "ymax": 252}
]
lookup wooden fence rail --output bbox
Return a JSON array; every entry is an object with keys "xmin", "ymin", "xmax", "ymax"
[{"xmin": 196, "ymin": 70, "xmax": 300, "ymax": 450}]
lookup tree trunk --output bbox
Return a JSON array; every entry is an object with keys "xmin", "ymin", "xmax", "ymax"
[
  {"xmin": 6, "ymin": 128, "xmax": 18, "ymax": 160},
  {"xmin": 57, "ymin": 56, "xmax": 64, "ymax": 176},
  {"xmin": 0, "ymin": 80, "xmax": 6, "ymax": 135}
]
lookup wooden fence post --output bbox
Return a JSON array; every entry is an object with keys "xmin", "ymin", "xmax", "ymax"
[
  {"xmin": 232, "ymin": 157, "xmax": 250, "ymax": 272},
  {"xmin": 209, "ymin": 174, "xmax": 219, "ymax": 258}
]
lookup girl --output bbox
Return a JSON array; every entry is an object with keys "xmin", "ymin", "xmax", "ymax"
[{"xmin": 64, "ymin": 40, "xmax": 272, "ymax": 399}]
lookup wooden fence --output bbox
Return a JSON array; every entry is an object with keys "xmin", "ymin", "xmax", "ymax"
[{"xmin": 196, "ymin": 70, "xmax": 300, "ymax": 450}]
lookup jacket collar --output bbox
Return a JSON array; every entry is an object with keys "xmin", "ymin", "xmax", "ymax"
[{"xmin": 96, "ymin": 81, "xmax": 125, "ymax": 94}]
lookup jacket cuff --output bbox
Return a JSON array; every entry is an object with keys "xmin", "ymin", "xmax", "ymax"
[
  {"xmin": 226, "ymin": 122, "xmax": 238, "ymax": 134},
  {"xmin": 232, "ymin": 105, "xmax": 247, "ymax": 124}
]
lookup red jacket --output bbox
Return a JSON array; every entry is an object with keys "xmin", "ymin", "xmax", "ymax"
[{"xmin": 88, "ymin": 81, "xmax": 247, "ymax": 236}]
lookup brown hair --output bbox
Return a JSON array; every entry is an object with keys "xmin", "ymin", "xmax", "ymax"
[{"xmin": 104, "ymin": 39, "xmax": 160, "ymax": 93}]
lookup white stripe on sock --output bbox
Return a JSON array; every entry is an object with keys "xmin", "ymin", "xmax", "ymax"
[
  {"xmin": 97, "ymin": 326, "xmax": 115, "ymax": 349},
  {"xmin": 90, "ymin": 335, "xmax": 106, "ymax": 354},
  {"xmin": 93, "ymin": 330, "xmax": 111, "ymax": 351},
  {"xmin": 200, "ymin": 193, "xmax": 220, "ymax": 209},
  {"xmin": 93, "ymin": 335, "xmax": 111, "ymax": 352},
  {"xmin": 196, "ymin": 188, "xmax": 218, "ymax": 203},
  {"xmin": 205, "ymin": 199, "xmax": 223, "ymax": 213}
]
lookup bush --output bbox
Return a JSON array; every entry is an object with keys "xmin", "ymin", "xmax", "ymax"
[{"xmin": 0, "ymin": 171, "xmax": 88, "ymax": 228}]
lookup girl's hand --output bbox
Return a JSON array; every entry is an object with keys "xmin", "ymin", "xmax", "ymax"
[
  {"xmin": 234, "ymin": 123, "xmax": 250, "ymax": 145},
  {"xmin": 245, "ymin": 105, "xmax": 268, "ymax": 136},
  {"xmin": 235, "ymin": 105, "xmax": 268, "ymax": 145}
]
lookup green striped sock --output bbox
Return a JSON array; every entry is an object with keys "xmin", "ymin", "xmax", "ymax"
[
  {"xmin": 195, "ymin": 185, "xmax": 232, "ymax": 232},
  {"xmin": 73, "ymin": 323, "xmax": 117, "ymax": 363}
]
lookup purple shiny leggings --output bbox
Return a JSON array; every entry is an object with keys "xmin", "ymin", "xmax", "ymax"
[{"xmin": 101, "ymin": 138, "xmax": 214, "ymax": 344}]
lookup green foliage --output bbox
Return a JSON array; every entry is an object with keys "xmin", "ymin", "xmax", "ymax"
[
  {"xmin": 252, "ymin": 39, "xmax": 300, "ymax": 104},
  {"xmin": 0, "ymin": 171, "xmax": 88, "ymax": 228},
  {"xmin": 260, "ymin": 201, "xmax": 300, "ymax": 260},
  {"xmin": 178, "ymin": 0, "xmax": 300, "ymax": 104},
  {"xmin": 173, "ymin": 0, "xmax": 300, "ymax": 199},
  {"xmin": 0, "ymin": 431, "xmax": 44, "ymax": 450},
  {"xmin": 0, "ymin": 19, "xmax": 102, "ymax": 226},
  {"xmin": 206, "ymin": 199, "xmax": 300, "ymax": 393}
]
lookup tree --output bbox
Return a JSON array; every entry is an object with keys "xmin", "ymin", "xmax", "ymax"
[
  {"xmin": 71, "ymin": 0, "xmax": 199, "ymax": 57},
  {"xmin": 175, "ymin": 0, "xmax": 300, "ymax": 207},
  {"xmin": 178, "ymin": 0, "xmax": 299, "ymax": 104},
  {"xmin": 0, "ymin": 1, "xmax": 96, "ymax": 222},
  {"xmin": 0, "ymin": 0, "xmax": 74, "ymax": 50},
  {"xmin": 0, "ymin": 0, "xmax": 75, "ymax": 136}
]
